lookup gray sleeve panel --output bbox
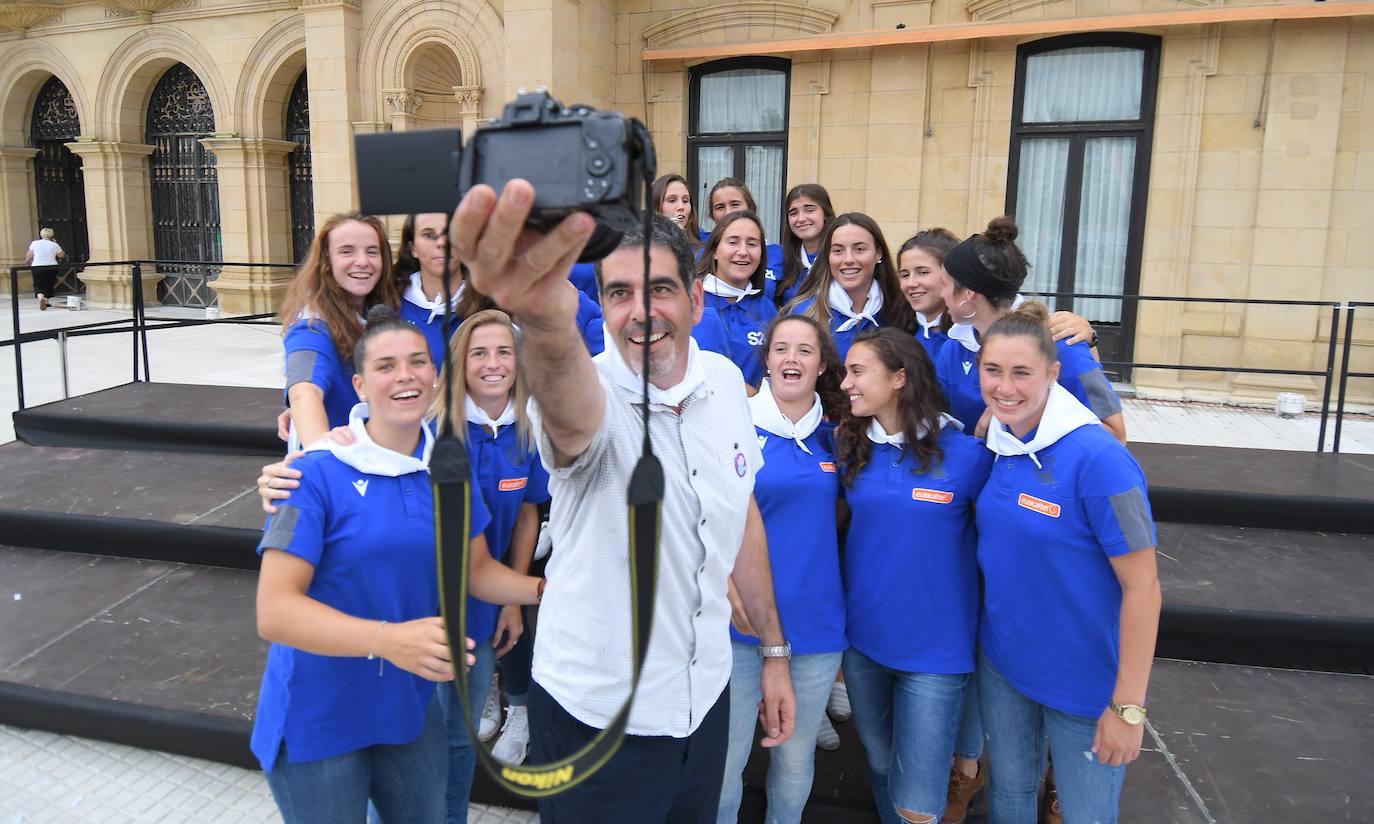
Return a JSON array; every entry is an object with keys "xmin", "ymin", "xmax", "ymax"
[
  {"xmin": 1081, "ymin": 368, "xmax": 1123, "ymax": 418},
  {"xmin": 285, "ymin": 349, "xmax": 319, "ymax": 388},
  {"xmin": 1109, "ymin": 486, "xmax": 1155, "ymax": 552},
  {"xmin": 261, "ymin": 505, "xmax": 302, "ymax": 551}
]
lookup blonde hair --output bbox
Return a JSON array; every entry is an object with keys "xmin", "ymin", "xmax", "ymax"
[
  {"xmin": 427, "ymin": 309, "xmax": 532, "ymax": 451},
  {"xmin": 39, "ymin": 228, "xmax": 54, "ymax": 239}
]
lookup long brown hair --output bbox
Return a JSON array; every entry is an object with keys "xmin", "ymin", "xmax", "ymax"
[
  {"xmin": 786, "ymin": 213, "xmax": 915, "ymax": 334},
  {"xmin": 652, "ymin": 174, "xmax": 702, "ymax": 250},
  {"xmin": 279, "ymin": 212, "xmax": 398, "ymax": 360},
  {"xmin": 777, "ymin": 184, "xmax": 835, "ymax": 307},
  {"xmin": 898, "ymin": 227, "xmax": 960, "ymax": 333},
  {"xmin": 427, "ymin": 309, "xmax": 532, "ymax": 452},
  {"xmin": 761, "ymin": 314, "xmax": 849, "ymax": 423},
  {"xmin": 835, "ymin": 328, "xmax": 948, "ymax": 484},
  {"xmin": 697, "ymin": 211, "xmax": 769, "ymax": 294}
]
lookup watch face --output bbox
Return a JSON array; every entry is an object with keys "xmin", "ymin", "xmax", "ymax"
[{"xmin": 1121, "ymin": 705, "xmax": 1145, "ymax": 725}]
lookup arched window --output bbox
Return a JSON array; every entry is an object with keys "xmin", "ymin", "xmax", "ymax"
[
  {"xmin": 1007, "ymin": 34, "xmax": 1160, "ymax": 377},
  {"xmin": 688, "ymin": 58, "xmax": 790, "ymax": 244},
  {"xmin": 286, "ymin": 70, "xmax": 313, "ymax": 263},
  {"xmin": 30, "ymin": 75, "xmax": 89, "ymax": 294},
  {"xmin": 146, "ymin": 62, "xmax": 221, "ymax": 307}
]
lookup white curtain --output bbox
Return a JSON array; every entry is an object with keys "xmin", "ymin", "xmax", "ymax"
[
  {"xmin": 746, "ymin": 145, "xmax": 785, "ymax": 244},
  {"xmin": 1015, "ymin": 138, "xmax": 1070, "ymax": 311},
  {"xmin": 1024, "ymin": 47, "xmax": 1143, "ymax": 123},
  {"xmin": 1074, "ymin": 137, "xmax": 1136, "ymax": 323},
  {"xmin": 696, "ymin": 146, "xmax": 734, "ymax": 234},
  {"xmin": 698, "ymin": 70, "xmax": 787, "ymax": 133}
]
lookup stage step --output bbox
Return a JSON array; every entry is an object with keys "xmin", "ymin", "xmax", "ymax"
[{"xmin": 13, "ymin": 382, "xmax": 285, "ymax": 457}]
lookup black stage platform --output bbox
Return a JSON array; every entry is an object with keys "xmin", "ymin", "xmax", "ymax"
[{"xmin": 4, "ymin": 380, "xmax": 1374, "ymax": 820}]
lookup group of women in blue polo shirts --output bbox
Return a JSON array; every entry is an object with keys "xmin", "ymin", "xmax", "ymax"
[{"xmin": 258, "ymin": 174, "xmax": 1160, "ymax": 824}]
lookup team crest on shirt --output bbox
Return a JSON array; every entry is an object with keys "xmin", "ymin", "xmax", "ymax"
[
  {"xmin": 498, "ymin": 477, "xmax": 528, "ymax": 492},
  {"xmin": 1018, "ymin": 493, "xmax": 1061, "ymax": 518},
  {"xmin": 962, "ymin": 360, "xmax": 974, "ymax": 375},
  {"xmin": 757, "ymin": 435, "xmax": 768, "ymax": 449},
  {"xmin": 734, "ymin": 452, "xmax": 748, "ymax": 477},
  {"xmin": 352, "ymin": 479, "xmax": 369, "ymax": 497},
  {"xmin": 911, "ymin": 488, "xmax": 954, "ymax": 504}
]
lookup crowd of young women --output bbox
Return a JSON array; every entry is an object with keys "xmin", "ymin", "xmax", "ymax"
[{"xmin": 251, "ymin": 172, "xmax": 1160, "ymax": 824}]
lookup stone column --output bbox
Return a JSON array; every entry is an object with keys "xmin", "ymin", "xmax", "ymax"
[
  {"xmin": 454, "ymin": 85, "xmax": 484, "ymax": 139},
  {"xmin": 503, "ymin": 0, "xmax": 577, "ymax": 100},
  {"xmin": 382, "ymin": 89, "xmax": 423, "ymax": 132},
  {"xmin": 302, "ymin": 0, "xmax": 364, "ymax": 227},
  {"xmin": 63, "ymin": 140, "xmax": 158, "ymax": 309},
  {"xmin": 199, "ymin": 136, "xmax": 298, "ymax": 315},
  {"xmin": 0, "ymin": 146, "xmax": 38, "ymax": 297}
]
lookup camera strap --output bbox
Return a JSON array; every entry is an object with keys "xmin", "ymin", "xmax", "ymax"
[{"xmin": 431, "ymin": 130, "xmax": 661, "ymax": 797}]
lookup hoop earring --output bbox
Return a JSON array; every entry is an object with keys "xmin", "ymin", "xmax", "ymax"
[{"xmin": 956, "ymin": 299, "xmax": 977, "ymax": 321}]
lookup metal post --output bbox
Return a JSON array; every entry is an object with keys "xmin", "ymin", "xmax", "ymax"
[
  {"xmin": 131, "ymin": 261, "xmax": 143, "ymax": 383},
  {"xmin": 10, "ymin": 266, "xmax": 24, "ymax": 410},
  {"xmin": 57, "ymin": 330, "xmax": 70, "ymax": 400},
  {"xmin": 1332, "ymin": 304, "xmax": 1356, "ymax": 454},
  {"xmin": 138, "ymin": 266, "xmax": 151, "ymax": 383},
  {"xmin": 1316, "ymin": 304, "xmax": 1340, "ymax": 453}
]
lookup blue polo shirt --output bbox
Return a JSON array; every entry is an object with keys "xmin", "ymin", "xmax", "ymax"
[
  {"xmin": 787, "ymin": 296, "xmax": 888, "ymax": 361},
  {"xmin": 937, "ymin": 336, "xmax": 1122, "ymax": 433},
  {"xmin": 732, "ymin": 425, "xmax": 846, "ymax": 655},
  {"xmin": 761, "ymin": 243, "xmax": 784, "ymax": 303},
  {"xmin": 465, "ymin": 421, "xmax": 551, "ymax": 646},
  {"xmin": 702, "ymin": 291, "xmax": 778, "ymax": 387},
  {"xmin": 916, "ymin": 328, "xmax": 949, "ymax": 362},
  {"xmin": 251, "ymin": 446, "xmax": 492, "ymax": 772},
  {"xmin": 398, "ymin": 299, "xmax": 457, "ymax": 366},
  {"xmin": 842, "ymin": 425, "xmax": 993, "ymax": 673},
  {"xmin": 283, "ymin": 319, "xmax": 358, "ymax": 430},
  {"xmin": 570, "ymin": 262, "xmax": 599, "ymax": 305},
  {"xmin": 692, "ymin": 304, "xmax": 732, "ymax": 357},
  {"xmin": 977, "ymin": 424, "xmax": 1155, "ymax": 717},
  {"xmin": 575, "ymin": 291, "xmax": 605, "ymax": 355},
  {"xmin": 776, "ymin": 252, "xmax": 815, "ymax": 308}
]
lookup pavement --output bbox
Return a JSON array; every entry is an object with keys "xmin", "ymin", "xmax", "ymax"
[{"xmin": 1, "ymin": 293, "xmax": 1371, "ymax": 821}]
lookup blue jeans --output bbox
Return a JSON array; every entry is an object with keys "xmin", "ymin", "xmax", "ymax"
[
  {"xmin": 717, "ymin": 643, "xmax": 843, "ymax": 824},
  {"xmin": 843, "ymin": 649, "xmax": 969, "ymax": 824},
  {"xmin": 497, "ymin": 608, "xmax": 533, "ymax": 707},
  {"xmin": 954, "ymin": 675, "xmax": 983, "ymax": 761},
  {"xmin": 978, "ymin": 653, "xmax": 1126, "ymax": 823},
  {"xmin": 436, "ymin": 641, "xmax": 497, "ymax": 824},
  {"xmin": 264, "ymin": 697, "xmax": 445, "ymax": 824}
]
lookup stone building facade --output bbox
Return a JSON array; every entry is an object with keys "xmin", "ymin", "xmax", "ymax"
[{"xmin": 0, "ymin": 0, "xmax": 1370, "ymax": 406}]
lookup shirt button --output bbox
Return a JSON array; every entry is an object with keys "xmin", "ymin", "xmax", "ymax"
[
  {"xmin": 699, "ymin": 565, "xmax": 706, "ymax": 574},
  {"xmin": 692, "ymin": 469, "xmax": 697, "ymax": 476},
  {"xmin": 695, "ymin": 610, "xmax": 702, "ymax": 618},
  {"xmin": 700, "ymin": 518, "xmax": 707, "ymax": 526},
  {"xmin": 690, "ymin": 659, "xmax": 697, "ymax": 666},
  {"xmin": 404, "ymin": 489, "xmax": 412, "ymax": 495}
]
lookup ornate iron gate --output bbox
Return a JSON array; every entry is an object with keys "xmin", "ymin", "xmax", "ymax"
[
  {"xmin": 287, "ymin": 71, "xmax": 314, "ymax": 263},
  {"xmin": 30, "ymin": 75, "xmax": 89, "ymax": 294},
  {"xmin": 146, "ymin": 63, "xmax": 221, "ymax": 307}
]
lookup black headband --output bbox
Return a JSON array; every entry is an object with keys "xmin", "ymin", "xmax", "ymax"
[{"xmin": 943, "ymin": 236, "xmax": 1017, "ymax": 303}]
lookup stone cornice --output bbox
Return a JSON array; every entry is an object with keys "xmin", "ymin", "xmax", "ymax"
[
  {"xmin": 965, "ymin": 0, "xmax": 1211, "ymax": 23},
  {"xmin": 643, "ymin": 1, "xmax": 840, "ymax": 49},
  {"xmin": 0, "ymin": 3, "xmax": 63, "ymax": 35}
]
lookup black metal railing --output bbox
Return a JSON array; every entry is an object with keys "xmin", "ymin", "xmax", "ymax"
[
  {"xmin": 6, "ymin": 267, "xmax": 1372, "ymax": 453},
  {"xmin": 7, "ymin": 260, "xmax": 294, "ymax": 410}
]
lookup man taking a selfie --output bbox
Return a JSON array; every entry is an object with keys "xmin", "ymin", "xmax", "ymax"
[{"xmin": 450, "ymin": 181, "xmax": 795, "ymax": 824}]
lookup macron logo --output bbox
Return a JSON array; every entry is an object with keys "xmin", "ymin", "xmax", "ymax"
[
  {"xmin": 352, "ymin": 479, "xmax": 369, "ymax": 497},
  {"xmin": 962, "ymin": 361, "xmax": 973, "ymax": 375}
]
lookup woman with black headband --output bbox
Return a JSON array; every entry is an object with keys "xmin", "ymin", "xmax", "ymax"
[{"xmin": 935, "ymin": 216, "xmax": 1127, "ymax": 444}]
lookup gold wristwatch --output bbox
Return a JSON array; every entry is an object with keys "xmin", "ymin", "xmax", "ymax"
[{"xmin": 1109, "ymin": 701, "xmax": 1147, "ymax": 725}]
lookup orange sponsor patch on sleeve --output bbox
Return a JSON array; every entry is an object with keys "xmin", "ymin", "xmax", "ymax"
[
  {"xmin": 498, "ymin": 477, "xmax": 529, "ymax": 492},
  {"xmin": 911, "ymin": 488, "xmax": 954, "ymax": 504},
  {"xmin": 818, "ymin": 462, "xmax": 837, "ymax": 473},
  {"xmin": 1017, "ymin": 493, "xmax": 1061, "ymax": 518}
]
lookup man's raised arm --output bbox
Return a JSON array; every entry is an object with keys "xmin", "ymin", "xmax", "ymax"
[{"xmin": 450, "ymin": 180, "xmax": 605, "ymax": 465}]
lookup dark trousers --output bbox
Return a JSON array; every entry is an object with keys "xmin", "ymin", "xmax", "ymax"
[
  {"xmin": 32, "ymin": 266, "xmax": 59, "ymax": 297},
  {"xmin": 529, "ymin": 679, "xmax": 730, "ymax": 824}
]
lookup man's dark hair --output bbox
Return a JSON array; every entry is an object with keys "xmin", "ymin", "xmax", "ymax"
[{"xmin": 593, "ymin": 211, "xmax": 696, "ymax": 294}]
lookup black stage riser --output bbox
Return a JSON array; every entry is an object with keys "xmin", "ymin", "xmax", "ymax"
[
  {"xmin": 0, "ymin": 510, "xmax": 261, "ymax": 571},
  {"xmin": 0, "ymin": 682, "xmax": 889, "ymax": 821},
  {"xmin": 1148, "ymin": 488, "xmax": 1374, "ymax": 535},
  {"xmin": 14, "ymin": 409, "xmax": 285, "ymax": 457}
]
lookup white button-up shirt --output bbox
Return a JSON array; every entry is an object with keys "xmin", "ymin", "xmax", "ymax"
[{"xmin": 529, "ymin": 352, "xmax": 761, "ymax": 737}]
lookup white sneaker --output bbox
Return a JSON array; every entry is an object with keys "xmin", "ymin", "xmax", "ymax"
[
  {"xmin": 816, "ymin": 715, "xmax": 840, "ymax": 751},
  {"xmin": 478, "ymin": 674, "xmax": 502, "ymax": 741},
  {"xmin": 827, "ymin": 680, "xmax": 852, "ymax": 722},
  {"xmin": 491, "ymin": 705, "xmax": 530, "ymax": 764}
]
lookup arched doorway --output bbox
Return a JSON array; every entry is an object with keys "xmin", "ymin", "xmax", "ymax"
[
  {"xmin": 286, "ymin": 70, "xmax": 313, "ymax": 263},
  {"xmin": 30, "ymin": 75, "xmax": 89, "ymax": 294},
  {"xmin": 146, "ymin": 62, "xmax": 221, "ymax": 307}
]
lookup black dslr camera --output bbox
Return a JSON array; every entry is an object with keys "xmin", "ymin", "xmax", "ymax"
[{"xmin": 355, "ymin": 90, "xmax": 655, "ymax": 261}]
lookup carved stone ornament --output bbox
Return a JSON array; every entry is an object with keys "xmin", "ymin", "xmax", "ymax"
[
  {"xmin": 642, "ymin": 1, "xmax": 839, "ymax": 48},
  {"xmin": 0, "ymin": 3, "xmax": 63, "ymax": 35},
  {"xmin": 100, "ymin": 0, "xmax": 187, "ymax": 21},
  {"xmin": 383, "ymin": 89, "xmax": 423, "ymax": 115},
  {"xmin": 452, "ymin": 85, "xmax": 482, "ymax": 115}
]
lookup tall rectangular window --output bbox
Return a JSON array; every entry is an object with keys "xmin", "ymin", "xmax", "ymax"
[
  {"xmin": 689, "ymin": 58, "xmax": 790, "ymax": 245},
  {"xmin": 1007, "ymin": 35, "xmax": 1160, "ymax": 378}
]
